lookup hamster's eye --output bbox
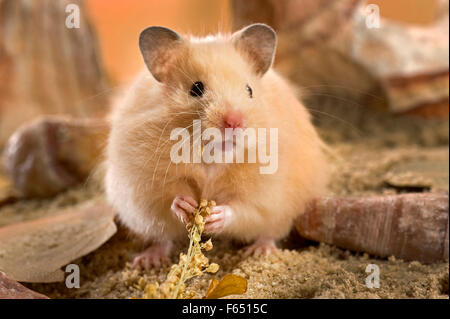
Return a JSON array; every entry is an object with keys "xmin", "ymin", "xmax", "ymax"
[
  {"xmin": 190, "ymin": 81, "xmax": 204, "ymax": 97},
  {"xmin": 246, "ymin": 84, "xmax": 253, "ymax": 98}
]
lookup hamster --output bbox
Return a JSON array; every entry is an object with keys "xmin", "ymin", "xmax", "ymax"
[{"xmin": 105, "ymin": 24, "xmax": 329, "ymax": 269}]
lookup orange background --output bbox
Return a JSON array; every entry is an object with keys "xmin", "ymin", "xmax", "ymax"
[{"xmin": 86, "ymin": 0, "xmax": 230, "ymax": 84}]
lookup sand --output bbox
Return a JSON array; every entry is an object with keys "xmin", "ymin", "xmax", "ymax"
[
  {"xmin": 1, "ymin": 103, "xmax": 449, "ymax": 299},
  {"xmin": 22, "ymin": 227, "xmax": 449, "ymax": 299}
]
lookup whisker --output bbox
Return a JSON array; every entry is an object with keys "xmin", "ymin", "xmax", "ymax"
[
  {"xmin": 307, "ymin": 108, "xmax": 363, "ymax": 137},
  {"xmin": 301, "ymin": 84, "xmax": 385, "ymax": 101}
]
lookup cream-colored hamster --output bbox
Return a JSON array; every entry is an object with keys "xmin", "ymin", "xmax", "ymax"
[{"xmin": 105, "ymin": 24, "xmax": 329, "ymax": 269}]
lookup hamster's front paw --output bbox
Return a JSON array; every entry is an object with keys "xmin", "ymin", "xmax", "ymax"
[
  {"xmin": 204, "ymin": 205, "xmax": 233, "ymax": 235},
  {"xmin": 171, "ymin": 195, "xmax": 198, "ymax": 224}
]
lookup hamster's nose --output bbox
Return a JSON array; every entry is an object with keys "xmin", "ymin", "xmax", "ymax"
[{"xmin": 223, "ymin": 111, "xmax": 244, "ymax": 129}]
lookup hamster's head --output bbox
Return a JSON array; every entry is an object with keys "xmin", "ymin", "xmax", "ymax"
[{"xmin": 139, "ymin": 24, "xmax": 277, "ymax": 150}]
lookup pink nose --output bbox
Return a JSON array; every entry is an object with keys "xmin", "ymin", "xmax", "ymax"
[{"xmin": 223, "ymin": 111, "xmax": 244, "ymax": 129}]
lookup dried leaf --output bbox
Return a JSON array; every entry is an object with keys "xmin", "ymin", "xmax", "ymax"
[
  {"xmin": 205, "ymin": 278, "xmax": 220, "ymax": 297},
  {"xmin": 0, "ymin": 201, "xmax": 117, "ymax": 282},
  {"xmin": 204, "ymin": 274, "xmax": 247, "ymax": 299}
]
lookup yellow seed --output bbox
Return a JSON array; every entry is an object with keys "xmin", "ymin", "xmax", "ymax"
[
  {"xmin": 200, "ymin": 199, "xmax": 208, "ymax": 208},
  {"xmin": 203, "ymin": 239, "xmax": 213, "ymax": 251},
  {"xmin": 209, "ymin": 200, "xmax": 216, "ymax": 207},
  {"xmin": 144, "ymin": 283, "xmax": 159, "ymax": 296},
  {"xmin": 179, "ymin": 253, "xmax": 187, "ymax": 263},
  {"xmin": 184, "ymin": 290, "xmax": 196, "ymax": 299},
  {"xmin": 206, "ymin": 263, "xmax": 219, "ymax": 273},
  {"xmin": 192, "ymin": 268, "xmax": 203, "ymax": 277},
  {"xmin": 167, "ymin": 274, "xmax": 178, "ymax": 284},
  {"xmin": 194, "ymin": 253, "xmax": 208, "ymax": 265},
  {"xmin": 195, "ymin": 214, "xmax": 203, "ymax": 225},
  {"xmin": 138, "ymin": 277, "xmax": 146, "ymax": 289}
]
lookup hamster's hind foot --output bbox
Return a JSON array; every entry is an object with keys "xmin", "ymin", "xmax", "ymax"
[
  {"xmin": 243, "ymin": 237, "xmax": 277, "ymax": 257},
  {"xmin": 131, "ymin": 241, "xmax": 173, "ymax": 269}
]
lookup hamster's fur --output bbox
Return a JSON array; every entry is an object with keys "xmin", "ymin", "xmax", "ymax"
[{"xmin": 105, "ymin": 24, "xmax": 329, "ymax": 267}]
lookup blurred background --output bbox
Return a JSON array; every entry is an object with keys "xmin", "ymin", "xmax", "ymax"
[{"xmin": 86, "ymin": 0, "xmax": 443, "ymax": 84}]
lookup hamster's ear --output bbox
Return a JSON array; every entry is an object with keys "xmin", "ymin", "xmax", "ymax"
[
  {"xmin": 139, "ymin": 26, "xmax": 184, "ymax": 82},
  {"xmin": 232, "ymin": 23, "xmax": 277, "ymax": 76}
]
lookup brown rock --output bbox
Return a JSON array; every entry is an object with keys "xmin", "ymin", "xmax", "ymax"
[
  {"xmin": 0, "ymin": 171, "xmax": 18, "ymax": 207},
  {"xmin": 0, "ymin": 272, "xmax": 48, "ymax": 299},
  {"xmin": 3, "ymin": 116, "xmax": 109, "ymax": 198},
  {"xmin": 296, "ymin": 193, "xmax": 449, "ymax": 263},
  {"xmin": 349, "ymin": 7, "xmax": 449, "ymax": 115}
]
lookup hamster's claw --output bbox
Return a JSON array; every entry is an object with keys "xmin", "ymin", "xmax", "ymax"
[
  {"xmin": 171, "ymin": 195, "xmax": 198, "ymax": 224},
  {"xmin": 243, "ymin": 237, "xmax": 277, "ymax": 257},
  {"xmin": 131, "ymin": 242, "xmax": 172, "ymax": 270}
]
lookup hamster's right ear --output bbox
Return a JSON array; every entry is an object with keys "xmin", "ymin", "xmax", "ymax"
[
  {"xmin": 139, "ymin": 26, "xmax": 184, "ymax": 82},
  {"xmin": 232, "ymin": 24, "xmax": 277, "ymax": 76}
]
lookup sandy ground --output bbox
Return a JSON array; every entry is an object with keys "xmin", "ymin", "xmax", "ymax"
[{"xmin": 1, "ymin": 103, "xmax": 449, "ymax": 299}]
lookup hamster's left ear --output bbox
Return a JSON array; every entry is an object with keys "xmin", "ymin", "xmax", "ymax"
[{"xmin": 232, "ymin": 23, "xmax": 277, "ymax": 76}]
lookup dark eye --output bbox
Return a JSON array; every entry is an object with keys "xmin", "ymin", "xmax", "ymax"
[
  {"xmin": 190, "ymin": 81, "xmax": 204, "ymax": 97},
  {"xmin": 246, "ymin": 84, "xmax": 253, "ymax": 98}
]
